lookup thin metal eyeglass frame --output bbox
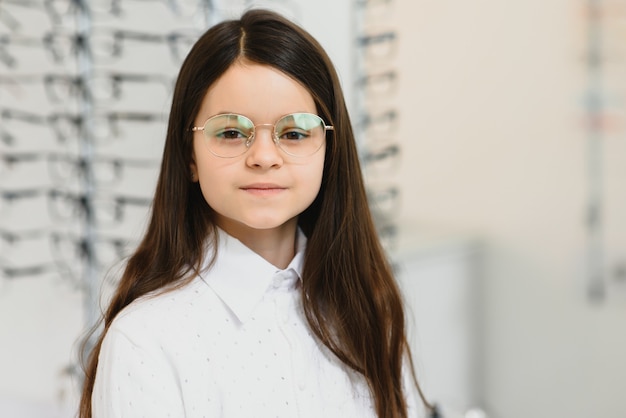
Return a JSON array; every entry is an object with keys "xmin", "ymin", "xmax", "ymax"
[{"xmin": 191, "ymin": 113, "xmax": 334, "ymax": 158}]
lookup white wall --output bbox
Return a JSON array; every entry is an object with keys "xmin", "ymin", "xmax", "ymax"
[{"xmin": 395, "ymin": 0, "xmax": 626, "ymax": 417}]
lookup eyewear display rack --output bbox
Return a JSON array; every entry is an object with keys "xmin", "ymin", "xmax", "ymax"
[
  {"xmin": 353, "ymin": 0, "xmax": 401, "ymax": 252},
  {"xmin": 581, "ymin": 0, "xmax": 626, "ymax": 303},
  {"xmin": 0, "ymin": 1, "xmax": 217, "ymax": 396}
]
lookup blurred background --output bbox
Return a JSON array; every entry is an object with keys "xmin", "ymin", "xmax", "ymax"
[{"xmin": 0, "ymin": 0, "xmax": 625, "ymax": 417}]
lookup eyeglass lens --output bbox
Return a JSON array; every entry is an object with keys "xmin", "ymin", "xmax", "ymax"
[{"xmin": 201, "ymin": 113, "xmax": 327, "ymax": 158}]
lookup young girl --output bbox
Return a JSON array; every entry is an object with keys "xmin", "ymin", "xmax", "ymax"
[{"xmin": 79, "ymin": 9, "xmax": 431, "ymax": 418}]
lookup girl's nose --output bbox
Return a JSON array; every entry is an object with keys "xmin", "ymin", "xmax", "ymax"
[{"xmin": 245, "ymin": 126, "xmax": 283, "ymax": 169}]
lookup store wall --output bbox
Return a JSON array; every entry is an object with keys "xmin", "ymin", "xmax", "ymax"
[{"xmin": 395, "ymin": 0, "xmax": 626, "ymax": 417}]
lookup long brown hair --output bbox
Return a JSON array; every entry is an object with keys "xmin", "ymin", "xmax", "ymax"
[{"xmin": 79, "ymin": 9, "xmax": 429, "ymax": 418}]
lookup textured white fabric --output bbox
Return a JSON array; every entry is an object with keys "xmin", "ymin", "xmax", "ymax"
[{"xmin": 92, "ymin": 229, "xmax": 424, "ymax": 417}]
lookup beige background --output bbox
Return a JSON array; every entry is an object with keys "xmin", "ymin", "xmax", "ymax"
[{"xmin": 395, "ymin": 0, "xmax": 626, "ymax": 417}]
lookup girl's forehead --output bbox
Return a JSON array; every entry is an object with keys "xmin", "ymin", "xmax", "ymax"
[{"xmin": 197, "ymin": 62, "xmax": 316, "ymax": 122}]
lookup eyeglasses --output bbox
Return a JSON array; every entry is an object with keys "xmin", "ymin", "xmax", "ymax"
[
  {"xmin": 0, "ymin": 228, "xmax": 53, "ymax": 271},
  {"xmin": 0, "ymin": 188, "xmax": 45, "ymax": 215},
  {"xmin": 0, "ymin": 0, "xmax": 87, "ymax": 29},
  {"xmin": 90, "ymin": 72, "xmax": 173, "ymax": 103},
  {"xmin": 361, "ymin": 142, "xmax": 400, "ymax": 175},
  {"xmin": 192, "ymin": 113, "xmax": 333, "ymax": 158},
  {"xmin": 357, "ymin": 31, "xmax": 397, "ymax": 67},
  {"xmin": 357, "ymin": 70, "xmax": 397, "ymax": 100},
  {"xmin": 1, "ymin": 108, "xmax": 49, "ymax": 148},
  {"xmin": 368, "ymin": 184, "xmax": 400, "ymax": 219},
  {"xmin": 47, "ymin": 153, "xmax": 159, "ymax": 188},
  {"xmin": 44, "ymin": 0, "xmax": 86, "ymax": 24},
  {"xmin": 0, "ymin": 0, "xmax": 24, "ymax": 32},
  {"xmin": 91, "ymin": 111, "xmax": 167, "ymax": 156},
  {"xmin": 90, "ymin": 28, "xmax": 199, "ymax": 64},
  {"xmin": 50, "ymin": 231, "xmax": 132, "ymax": 275},
  {"xmin": 376, "ymin": 220, "xmax": 398, "ymax": 252},
  {"xmin": 1, "ymin": 107, "xmax": 82, "ymax": 151},
  {"xmin": 91, "ymin": 0, "xmax": 213, "ymax": 18},
  {"xmin": 47, "ymin": 189, "xmax": 152, "ymax": 227},
  {"xmin": 0, "ymin": 152, "xmax": 43, "ymax": 178},
  {"xmin": 0, "ymin": 31, "xmax": 85, "ymax": 68},
  {"xmin": 0, "ymin": 188, "xmax": 51, "ymax": 233},
  {"xmin": 360, "ymin": 108, "xmax": 398, "ymax": 138},
  {"xmin": 357, "ymin": 0, "xmax": 396, "ymax": 22},
  {"xmin": 1, "ymin": 263, "xmax": 57, "ymax": 279}
]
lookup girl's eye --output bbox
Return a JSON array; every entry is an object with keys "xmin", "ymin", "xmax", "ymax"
[
  {"xmin": 216, "ymin": 129, "xmax": 246, "ymax": 140},
  {"xmin": 279, "ymin": 129, "xmax": 309, "ymax": 141}
]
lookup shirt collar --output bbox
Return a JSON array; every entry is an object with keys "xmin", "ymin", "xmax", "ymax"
[{"xmin": 199, "ymin": 228, "xmax": 306, "ymax": 323}]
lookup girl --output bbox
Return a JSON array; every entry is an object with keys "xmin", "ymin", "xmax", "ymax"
[{"xmin": 79, "ymin": 9, "xmax": 430, "ymax": 418}]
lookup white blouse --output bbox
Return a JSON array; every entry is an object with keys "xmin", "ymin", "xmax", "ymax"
[{"xmin": 92, "ymin": 229, "xmax": 425, "ymax": 417}]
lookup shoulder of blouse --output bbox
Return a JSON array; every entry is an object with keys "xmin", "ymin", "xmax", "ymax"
[{"xmin": 106, "ymin": 277, "xmax": 208, "ymax": 342}]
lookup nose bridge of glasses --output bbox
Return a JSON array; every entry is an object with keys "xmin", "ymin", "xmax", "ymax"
[{"xmin": 252, "ymin": 123, "xmax": 280, "ymax": 144}]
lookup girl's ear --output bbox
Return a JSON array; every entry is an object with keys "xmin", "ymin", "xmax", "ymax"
[{"xmin": 190, "ymin": 155, "xmax": 199, "ymax": 183}]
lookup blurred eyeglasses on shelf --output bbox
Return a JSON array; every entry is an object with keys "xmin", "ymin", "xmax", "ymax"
[
  {"xmin": 361, "ymin": 142, "xmax": 400, "ymax": 176},
  {"xmin": 2, "ymin": 72, "xmax": 174, "ymax": 105},
  {"xmin": 0, "ymin": 70, "xmax": 174, "ymax": 112},
  {"xmin": 44, "ymin": 0, "xmax": 87, "ymax": 24},
  {"xmin": 0, "ymin": 188, "xmax": 51, "ymax": 231},
  {"xmin": 0, "ymin": 188, "xmax": 44, "ymax": 215},
  {"xmin": 50, "ymin": 231, "xmax": 133, "ymax": 278},
  {"xmin": 356, "ymin": 0, "xmax": 395, "ymax": 25},
  {"xmin": 89, "ymin": 72, "xmax": 174, "ymax": 110},
  {"xmin": 47, "ymin": 152, "xmax": 159, "ymax": 188},
  {"xmin": 1, "ymin": 107, "xmax": 83, "ymax": 151},
  {"xmin": 0, "ymin": 227, "xmax": 47, "ymax": 253},
  {"xmin": 0, "ymin": 30, "xmax": 85, "ymax": 68},
  {"xmin": 47, "ymin": 189, "xmax": 152, "ymax": 228},
  {"xmin": 1, "ymin": 74, "xmax": 80, "ymax": 106},
  {"xmin": 91, "ymin": 111, "xmax": 168, "ymax": 157},
  {"xmin": 357, "ymin": 30, "xmax": 397, "ymax": 67},
  {"xmin": 0, "ymin": 228, "xmax": 52, "ymax": 271},
  {"xmin": 1, "ymin": 107, "xmax": 49, "ymax": 147},
  {"xmin": 368, "ymin": 184, "xmax": 400, "ymax": 219},
  {"xmin": 359, "ymin": 108, "xmax": 398, "ymax": 138},
  {"xmin": 357, "ymin": 70, "xmax": 397, "ymax": 100},
  {"xmin": 0, "ymin": 262, "xmax": 58, "ymax": 280},
  {"xmin": 376, "ymin": 220, "xmax": 398, "ymax": 252},
  {"xmin": 0, "ymin": 0, "xmax": 87, "ymax": 29},
  {"xmin": 0, "ymin": 228, "xmax": 85, "ymax": 286},
  {"xmin": 0, "ymin": 0, "xmax": 22, "ymax": 32},
  {"xmin": 90, "ymin": 28, "xmax": 199, "ymax": 64},
  {"xmin": 0, "ymin": 151, "xmax": 44, "ymax": 178},
  {"xmin": 356, "ymin": 0, "xmax": 393, "ymax": 8},
  {"xmin": 90, "ymin": 0, "xmax": 215, "ymax": 19},
  {"xmin": 0, "ymin": 0, "xmax": 208, "ymax": 29}
]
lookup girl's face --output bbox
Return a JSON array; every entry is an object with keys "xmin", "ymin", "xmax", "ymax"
[{"xmin": 190, "ymin": 62, "xmax": 326, "ymax": 238}]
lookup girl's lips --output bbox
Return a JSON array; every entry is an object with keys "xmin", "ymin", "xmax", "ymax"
[
  {"xmin": 240, "ymin": 183, "xmax": 286, "ymax": 195},
  {"xmin": 240, "ymin": 183, "xmax": 285, "ymax": 190}
]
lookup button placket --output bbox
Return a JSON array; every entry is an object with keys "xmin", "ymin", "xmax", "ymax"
[{"xmin": 272, "ymin": 273, "xmax": 307, "ymax": 415}]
